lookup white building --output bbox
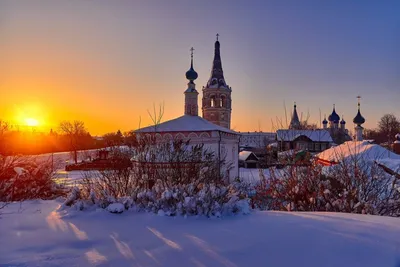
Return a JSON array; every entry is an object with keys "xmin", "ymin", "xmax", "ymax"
[{"xmin": 136, "ymin": 44, "xmax": 239, "ymax": 181}]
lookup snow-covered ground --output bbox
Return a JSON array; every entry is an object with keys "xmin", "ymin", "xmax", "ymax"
[{"xmin": 1, "ymin": 200, "xmax": 400, "ymax": 267}]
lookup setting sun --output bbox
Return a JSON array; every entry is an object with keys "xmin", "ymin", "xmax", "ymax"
[{"xmin": 25, "ymin": 118, "xmax": 39, "ymax": 127}]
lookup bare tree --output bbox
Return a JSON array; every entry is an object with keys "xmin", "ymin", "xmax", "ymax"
[
  {"xmin": 59, "ymin": 120, "xmax": 88, "ymax": 164},
  {"xmin": 0, "ymin": 120, "xmax": 10, "ymax": 156},
  {"xmin": 147, "ymin": 103, "xmax": 165, "ymax": 132},
  {"xmin": 378, "ymin": 114, "xmax": 400, "ymax": 145}
]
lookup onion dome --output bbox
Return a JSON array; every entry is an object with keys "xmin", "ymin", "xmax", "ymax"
[
  {"xmin": 353, "ymin": 101, "xmax": 365, "ymax": 125},
  {"xmin": 328, "ymin": 105, "xmax": 340, "ymax": 123},
  {"xmin": 185, "ymin": 47, "xmax": 198, "ymax": 81},
  {"xmin": 322, "ymin": 115, "xmax": 328, "ymax": 125},
  {"xmin": 353, "ymin": 110, "xmax": 365, "ymax": 125},
  {"xmin": 340, "ymin": 116, "xmax": 346, "ymax": 125}
]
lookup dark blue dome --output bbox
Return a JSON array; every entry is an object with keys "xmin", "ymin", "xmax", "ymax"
[
  {"xmin": 353, "ymin": 110, "xmax": 365, "ymax": 125},
  {"xmin": 185, "ymin": 67, "xmax": 198, "ymax": 81},
  {"xmin": 322, "ymin": 118, "xmax": 328, "ymax": 124},
  {"xmin": 340, "ymin": 118, "xmax": 346, "ymax": 124},
  {"xmin": 328, "ymin": 108, "xmax": 340, "ymax": 123}
]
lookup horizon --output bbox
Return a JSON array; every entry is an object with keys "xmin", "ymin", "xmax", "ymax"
[{"xmin": 1, "ymin": 1, "xmax": 399, "ymax": 135}]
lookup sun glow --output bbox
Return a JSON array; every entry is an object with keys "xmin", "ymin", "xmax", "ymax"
[{"xmin": 25, "ymin": 118, "xmax": 39, "ymax": 127}]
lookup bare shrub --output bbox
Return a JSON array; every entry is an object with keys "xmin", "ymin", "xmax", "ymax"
[
  {"xmin": 251, "ymin": 153, "xmax": 400, "ymax": 216},
  {"xmin": 0, "ymin": 155, "xmax": 66, "ymax": 204},
  {"xmin": 66, "ymin": 137, "xmax": 248, "ymax": 216}
]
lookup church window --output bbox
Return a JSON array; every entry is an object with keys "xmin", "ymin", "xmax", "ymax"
[
  {"xmin": 220, "ymin": 95, "xmax": 226, "ymax": 107},
  {"xmin": 211, "ymin": 97, "xmax": 215, "ymax": 107}
]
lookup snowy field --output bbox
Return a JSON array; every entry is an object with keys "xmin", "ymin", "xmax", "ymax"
[{"xmin": 1, "ymin": 200, "xmax": 400, "ymax": 267}]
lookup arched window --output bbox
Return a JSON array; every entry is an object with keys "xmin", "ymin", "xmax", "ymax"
[
  {"xmin": 220, "ymin": 95, "xmax": 226, "ymax": 107},
  {"xmin": 200, "ymin": 132, "xmax": 210, "ymax": 138},
  {"xmin": 163, "ymin": 133, "xmax": 173, "ymax": 141},
  {"xmin": 211, "ymin": 97, "xmax": 215, "ymax": 107},
  {"xmin": 175, "ymin": 133, "xmax": 185, "ymax": 140},
  {"xmin": 188, "ymin": 132, "xmax": 198, "ymax": 140}
]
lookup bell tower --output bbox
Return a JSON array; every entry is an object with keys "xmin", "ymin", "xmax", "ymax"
[{"xmin": 202, "ymin": 34, "xmax": 232, "ymax": 129}]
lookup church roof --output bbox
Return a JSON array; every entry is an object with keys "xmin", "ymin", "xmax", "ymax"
[
  {"xmin": 289, "ymin": 103, "xmax": 300, "ymax": 129},
  {"xmin": 136, "ymin": 115, "xmax": 237, "ymax": 134},
  {"xmin": 206, "ymin": 35, "xmax": 229, "ymax": 89}
]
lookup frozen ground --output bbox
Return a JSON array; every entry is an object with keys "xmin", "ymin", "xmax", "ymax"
[{"xmin": 1, "ymin": 200, "xmax": 400, "ymax": 267}]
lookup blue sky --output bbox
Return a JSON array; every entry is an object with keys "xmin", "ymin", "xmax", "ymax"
[{"xmin": 1, "ymin": 0, "xmax": 399, "ymax": 134}]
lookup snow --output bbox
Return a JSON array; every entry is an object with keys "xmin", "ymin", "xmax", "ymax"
[
  {"xmin": 1, "ymin": 200, "xmax": 400, "ymax": 266},
  {"xmin": 136, "ymin": 115, "xmax": 237, "ymax": 134},
  {"xmin": 106, "ymin": 203, "xmax": 125, "ymax": 214},
  {"xmin": 276, "ymin": 129, "xmax": 333, "ymax": 142},
  {"xmin": 238, "ymin": 151, "xmax": 258, "ymax": 161},
  {"xmin": 316, "ymin": 141, "xmax": 400, "ymax": 167},
  {"xmin": 376, "ymin": 159, "xmax": 400, "ymax": 173}
]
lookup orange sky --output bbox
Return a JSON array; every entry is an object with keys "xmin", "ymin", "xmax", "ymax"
[{"xmin": 1, "ymin": 1, "xmax": 399, "ymax": 136}]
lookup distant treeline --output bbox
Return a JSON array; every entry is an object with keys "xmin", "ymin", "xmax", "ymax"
[{"xmin": 0, "ymin": 130, "xmax": 105, "ymax": 155}]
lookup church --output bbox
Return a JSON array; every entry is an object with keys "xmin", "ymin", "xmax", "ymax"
[{"xmin": 136, "ymin": 36, "xmax": 240, "ymax": 181}]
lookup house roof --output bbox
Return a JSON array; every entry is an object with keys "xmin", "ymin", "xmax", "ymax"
[
  {"xmin": 239, "ymin": 151, "xmax": 259, "ymax": 161},
  {"xmin": 315, "ymin": 141, "xmax": 400, "ymax": 165},
  {"xmin": 135, "ymin": 115, "xmax": 237, "ymax": 134},
  {"xmin": 276, "ymin": 129, "xmax": 333, "ymax": 142}
]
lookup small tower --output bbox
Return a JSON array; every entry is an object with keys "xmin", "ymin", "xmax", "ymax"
[
  {"xmin": 184, "ymin": 47, "xmax": 199, "ymax": 116},
  {"xmin": 353, "ymin": 96, "xmax": 365, "ymax": 141},
  {"xmin": 322, "ymin": 115, "xmax": 328, "ymax": 130},
  {"xmin": 340, "ymin": 116, "xmax": 346, "ymax": 131},
  {"xmin": 289, "ymin": 102, "xmax": 301, "ymax": 129},
  {"xmin": 328, "ymin": 104, "xmax": 340, "ymax": 129},
  {"xmin": 202, "ymin": 34, "xmax": 232, "ymax": 129}
]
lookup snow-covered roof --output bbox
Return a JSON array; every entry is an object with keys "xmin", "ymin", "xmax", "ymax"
[
  {"xmin": 240, "ymin": 132, "xmax": 276, "ymax": 137},
  {"xmin": 276, "ymin": 129, "xmax": 333, "ymax": 142},
  {"xmin": 315, "ymin": 141, "xmax": 400, "ymax": 165},
  {"xmin": 136, "ymin": 115, "xmax": 237, "ymax": 134},
  {"xmin": 376, "ymin": 159, "xmax": 400, "ymax": 174},
  {"xmin": 239, "ymin": 151, "xmax": 258, "ymax": 161}
]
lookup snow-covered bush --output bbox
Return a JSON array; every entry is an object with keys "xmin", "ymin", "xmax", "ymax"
[
  {"xmin": 250, "ymin": 158, "xmax": 400, "ymax": 216},
  {"xmin": 67, "ymin": 139, "xmax": 250, "ymax": 217},
  {"xmin": 0, "ymin": 155, "xmax": 66, "ymax": 204}
]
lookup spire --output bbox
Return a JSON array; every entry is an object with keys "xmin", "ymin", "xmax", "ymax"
[
  {"xmin": 206, "ymin": 34, "xmax": 228, "ymax": 89},
  {"xmin": 289, "ymin": 102, "xmax": 301, "ymax": 129},
  {"xmin": 184, "ymin": 48, "xmax": 199, "ymax": 116}
]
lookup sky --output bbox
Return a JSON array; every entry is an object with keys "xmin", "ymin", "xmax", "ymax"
[{"xmin": 0, "ymin": 0, "xmax": 399, "ymax": 135}]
